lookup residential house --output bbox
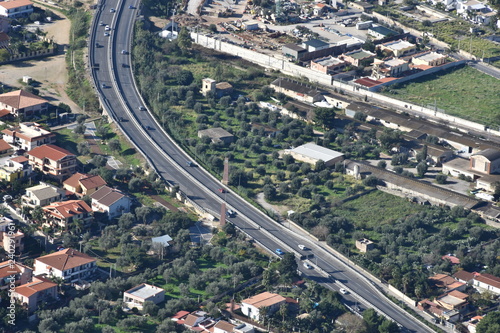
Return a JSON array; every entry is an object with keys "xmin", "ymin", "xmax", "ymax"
[
  {"xmin": 465, "ymin": 315, "xmax": 483, "ymax": 333},
  {"xmin": 284, "ymin": 143, "xmax": 344, "ymax": 167},
  {"xmin": 214, "ymin": 320, "xmax": 236, "ymax": 333},
  {"xmin": 282, "ymin": 43, "xmax": 307, "ymax": 60},
  {"xmin": 313, "ymin": 3, "xmax": 328, "ymax": 16},
  {"xmin": 456, "ymin": 0, "xmax": 494, "ymax": 24},
  {"xmin": 90, "ymin": 186, "xmax": 132, "ymax": 219},
  {"xmin": 368, "ymin": 25, "xmax": 398, "ymax": 39},
  {"xmin": 428, "ymin": 273, "xmax": 466, "ymax": 292},
  {"xmin": 0, "ymin": 229, "xmax": 24, "ymax": 253},
  {"xmin": 27, "ymin": 144, "xmax": 77, "ymax": 181},
  {"xmin": 302, "ymin": 39, "xmax": 329, "ymax": 52},
  {"xmin": 0, "ymin": 139, "xmax": 12, "ymax": 155},
  {"xmin": 377, "ymin": 40, "xmax": 416, "ymax": 58},
  {"xmin": 0, "ymin": 261, "xmax": 32, "ymax": 291},
  {"xmin": 270, "ymin": 78, "xmax": 324, "ymax": 103},
  {"xmin": 183, "ymin": 311, "xmax": 207, "ymax": 328},
  {"xmin": 171, "ymin": 310, "xmax": 190, "ymax": 322},
  {"xmin": 1, "ymin": 122, "xmax": 56, "ymax": 151},
  {"xmin": 0, "ymin": 155, "xmax": 32, "ymax": 182},
  {"xmin": 442, "ymin": 254, "xmax": 460, "ymax": 265},
  {"xmin": 372, "ymin": 58, "xmax": 410, "ymax": 79},
  {"xmin": 240, "ymin": 291, "xmax": 286, "ymax": 321},
  {"xmin": 310, "ymin": 56, "xmax": 346, "ymax": 74},
  {"xmin": 22, "ymin": 182, "xmax": 66, "ymax": 209},
  {"xmin": 473, "ymin": 273, "xmax": 500, "ymax": 295},
  {"xmin": 42, "ymin": 200, "xmax": 93, "ymax": 230},
  {"xmin": 123, "ymin": 283, "xmax": 165, "ymax": 310},
  {"xmin": 63, "ymin": 172, "xmax": 107, "ymax": 196},
  {"xmin": 434, "ymin": 290, "xmax": 469, "ymax": 312},
  {"xmin": 453, "ymin": 270, "xmax": 476, "ymax": 284},
  {"xmin": 198, "ymin": 127, "xmax": 235, "ymax": 145},
  {"xmin": 412, "ymin": 51, "xmax": 447, "ymax": 67},
  {"xmin": 356, "ymin": 238, "xmax": 374, "ymax": 252},
  {"xmin": 340, "ymin": 49, "xmax": 376, "ymax": 67},
  {"xmin": 34, "ymin": 248, "xmax": 97, "ymax": 283},
  {"xmin": 0, "ymin": 0, "xmax": 34, "ymax": 19},
  {"xmin": 11, "ymin": 276, "xmax": 57, "ymax": 313},
  {"xmin": 234, "ymin": 323, "xmax": 255, "ymax": 333},
  {"xmin": 0, "ymin": 89, "xmax": 48, "ymax": 117},
  {"xmin": 201, "ymin": 78, "xmax": 234, "ymax": 98}
]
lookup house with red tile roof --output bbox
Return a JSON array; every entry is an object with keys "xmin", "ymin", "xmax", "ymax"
[
  {"xmin": 1, "ymin": 122, "xmax": 56, "ymax": 151},
  {"xmin": 42, "ymin": 200, "xmax": 93, "ymax": 230},
  {"xmin": 434, "ymin": 290, "xmax": 469, "ymax": 311},
  {"xmin": 428, "ymin": 273, "xmax": 466, "ymax": 292},
  {"xmin": 11, "ymin": 276, "xmax": 57, "ymax": 313},
  {"xmin": 90, "ymin": 186, "xmax": 132, "ymax": 218},
  {"xmin": 34, "ymin": 248, "xmax": 97, "ymax": 283},
  {"xmin": 240, "ymin": 292, "xmax": 286, "ymax": 321},
  {"xmin": 473, "ymin": 273, "xmax": 500, "ymax": 295},
  {"xmin": 0, "ymin": 139, "xmax": 12, "ymax": 155},
  {"xmin": 0, "ymin": 89, "xmax": 47, "ymax": 116},
  {"xmin": 27, "ymin": 144, "xmax": 76, "ymax": 180},
  {"xmin": 453, "ymin": 270, "xmax": 476, "ymax": 284},
  {"xmin": 0, "ymin": 261, "xmax": 32, "ymax": 291},
  {"xmin": 442, "ymin": 254, "xmax": 460, "ymax": 265},
  {"xmin": 171, "ymin": 310, "xmax": 190, "ymax": 322},
  {"xmin": 63, "ymin": 172, "xmax": 107, "ymax": 196},
  {"xmin": 214, "ymin": 320, "xmax": 235, "ymax": 333}
]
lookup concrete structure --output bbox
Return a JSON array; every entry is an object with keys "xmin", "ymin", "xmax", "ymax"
[
  {"xmin": 282, "ymin": 43, "xmax": 307, "ymax": 60},
  {"xmin": 1, "ymin": 122, "xmax": 56, "ymax": 151},
  {"xmin": 372, "ymin": 58, "xmax": 410, "ymax": 79},
  {"xmin": 0, "ymin": 229, "xmax": 24, "ymax": 253},
  {"xmin": 270, "ymin": 78, "xmax": 324, "ymax": 103},
  {"xmin": 356, "ymin": 238, "xmax": 374, "ymax": 252},
  {"xmin": 470, "ymin": 149, "xmax": 500, "ymax": 174},
  {"xmin": 22, "ymin": 183, "xmax": 66, "ymax": 209},
  {"xmin": 368, "ymin": 25, "xmax": 398, "ymax": 39},
  {"xmin": 201, "ymin": 78, "xmax": 233, "ymax": 98},
  {"xmin": 434, "ymin": 290, "xmax": 468, "ymax": 311},
  {"xmin": 310, "ymin": 56, "xmax": 346, "ymax": 74},
  {"xmin": 302, "ymin": 39, "xmax": 329, "ymax": 52},
  {"xmin": 11, "ymin": 276, "xmax": 57, "ymax": 313},
  {"xmin": 242, "ymin": 20, "xmax": 260, "ymax": 30},
  {"xmin": 350, "ymin": 1, "xmax": 374, "ymax": 12},
  {"xmin": 123, "ymin": 283, "xmax": 165, "ymax": 310},
  {"xmin": 234, "ymin": 323, "xmax": 255, "ymax": 333},
  {"xmin": 90, "ymin": 186, "xmax": 132, "ymax": 219},
  {"xmin": 378, "ymin": 40, "xmax": 417, "ymax": 58},
  {"xmin": 473, "ymin": 273, "xmax": 500, "ymax": 295},
  {"xmin": 34, "ymin": 248, "xmax": 97, "ymax": 283},
  {"xmin": 198, "ymin": 127, "xmax": 234, "ymax": 145},
  {"xmin": 63, "ymin": 173, "xmax": 107, "ymax": 196},
  {"xmin": 284, "ymin": 143, "xmax": 344, "ymax": 167},
  {"xmin": 27, "ymin": 144, "xmax": 77, "ymax": 181},
  {"xmin": 0, "ymin": 155, "xmax": 32, "ymax": 182},
  {"xmin": 0, "ymin": 89, "xmax": 48, "ymax": 117},
  {"xmin": 412, "ymin": 51, "xmax": 447, "ymax": 67},
  {"xmin": 0, "ymin": 0, "xmax": 33, "ymax": 19},
  {"xmin": 340, "ymin": 49, "xmax": 376, "ymax": 67},
  {"xmin": 240, "ymin": 292, "xmax": 286, "ymax": 321},
  {"xmin": 313, "ymin": 3, "xmax": 328, "ymax": 16},
  {"xmin": 42, "ymin": 200, "xmax": 93, "ymax": 230},
  {"xmin": 0, "ymin": 261, "xmax": 32, "ymax": 291}
]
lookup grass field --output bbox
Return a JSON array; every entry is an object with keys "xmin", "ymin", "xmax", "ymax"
[{"xmin": 382, "ymin": 66, "xmax": 500, "ymax": 126}]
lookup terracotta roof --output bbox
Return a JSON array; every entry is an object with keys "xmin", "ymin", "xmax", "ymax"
[
  {"xmin": 0, "ymin": 109, "xmax": 10, "ymax": 117},
  {"xmin": 453, "ymin": 270, "xmax": 475, "ymax": 282},
  {"xmin": 0, "ymin": 261, "xmax": 21, "ymax": 279},
  {"xmin": 0, "ymin": 32, "xmax": 9, "ymax": 43},
  {"xmin": 79, "ymin": 175, "xmax": 107, "ymax": 191},
  {"xmin": 10, "ymin": 156, "xmax": 28, "ymax": 163},
  {"xmin": 241, "ymin": 291, "xmax": 286, "ymax": 308},
  {"xmin": 63, "ymin": 173, "xmax": 90, "ymax": 189},
  {"xmin": 14, "ymin": 276, "xmax": 56, "ymax": 298},
  {"xmin": 428, "ymin": 274, "xmax": 456, "ymax": 288},
  {"xmin": 35, "ymin": 248, "xmax": 95, "ymax": 271},
  {"xmin": 90, "ymin": 186, "xmax": 127, "ymax": 206},
  {"xmin": 354, "ymin": 77, "xmax": 382, "ymax": 88},
  {"xmin": 0, "ymin": 89, "xmax": 46, "ymax": 109},
  {"xmin": 172, "ymin": 310, "xmax": 190, "ymax": 320},
  {"xmin": 43, "ymin": 200, "xmax": 92, "ymax": 219},
  {"xmin": 0, "ymin": 139, "xmax": 12, "ymax": 151},
  {"xmin": 214, "ymin": 320, "xmax": 235, "ymax": 332},
  {"xmin": 184, "ymin": 314, "xmax": 201, "ymax": 327},
  {"xmin": 448, "ymin": 290, "xmax": 468, "ymax": 300},
  {"xmin": 475, "ymin": 273, "xmax": 500, "ymax": 289},
  {"xmin": 28, "ymin": 144, "xmax": 74, "ymax": 161},
  {"xmin": 442, "ymin": 255, "xmax": 460, "ymax": 265}
]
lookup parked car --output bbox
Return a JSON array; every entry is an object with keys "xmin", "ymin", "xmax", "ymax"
[{"xmin": 275, "ymin": 249, "xmax": 285, "ymax": 255}]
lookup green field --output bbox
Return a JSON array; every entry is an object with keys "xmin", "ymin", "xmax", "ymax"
[{"xmin": 382, "ymin": 66, "xmax": 500, "ymax": 126}]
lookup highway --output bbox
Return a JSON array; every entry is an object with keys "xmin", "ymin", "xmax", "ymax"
[{"xmin": 89, "ymin": 1, "xmax": 432, "ymax": 331}]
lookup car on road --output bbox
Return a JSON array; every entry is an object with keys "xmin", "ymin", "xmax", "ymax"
[
  {"xmin": 218, "ymin": 188, "xmax": 226, "ymax": 193},
  {"xmin": 99, "ymin": 21, "xmax": 105, "ymax": 26},
  {"xmin": 226, "ymin": 209, "xmax": 236, "ymax": 217},
  {"xmin": 339, "ymin": 288, "xmax": 348, "ymax": 295},
  {"xmin": 121, "ymin": 50, "xmax": 127, "ymax": 55},
  {"xmin": 275, "ymin": 249, "xmax": 285, "ymax": 255},
  {"xmin": 105, "ymin": 25, "xmax": 110, "ymax": 31},
  {"xmin": 101, "ymin": 83, "xmax": 106, "ymax": 88},
  {"xmin": 104, "ymin": 32, "xmax": 110, "ymax": 37},
  {"xmin": 138, "ymin": 106, "xmax": 146, "ymax": 111},
  {"xmin": 129, "ymin": 5, "xmax": 135, "ymax": 9},
  {"xmin": 122, "ymin": 63, "xmax": 129, "ymax": 68},
  {"xmin": 298, "ymin": 244, "xmax": 309, "ymax": 251},
  {"xmin": 110, "ymin": 8, "xmax": 115, "ymax": 13},
  {"xmin": 186, "ymin": 161, "xmax": 197, "ymax": 167},
  {"xmin": 145, "ymin": 125, "xmax": 153, "ymax": 130},
  {"xmin": 303, "ymin": 262, "xmax": 313, "ymax": 269},
  {"xmin": 118, "ymin": 117, "xmax": 125, "ymax": 122}
]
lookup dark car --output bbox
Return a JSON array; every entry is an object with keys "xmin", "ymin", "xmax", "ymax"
[
  {"xmin": 186, "ymin": 161, "xmax": 197, "ymax": 167},
  {"xmin": 138, "ymin": 106, "xmax": 146, "ymax": 111}
]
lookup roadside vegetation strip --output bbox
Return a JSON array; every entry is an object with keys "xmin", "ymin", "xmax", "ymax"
[{"xmin": 381, "ymin": 65, "xmax": 500, "ymax": 126}]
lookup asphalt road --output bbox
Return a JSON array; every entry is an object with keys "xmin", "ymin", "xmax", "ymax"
[{"xmin": 89, "ymin": 1, "xmax": 432, "ymax": 331}]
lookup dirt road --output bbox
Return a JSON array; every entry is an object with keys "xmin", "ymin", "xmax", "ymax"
[{"xmin": 0, "ymin": 4, "xmax": 81, "ymax": 113}]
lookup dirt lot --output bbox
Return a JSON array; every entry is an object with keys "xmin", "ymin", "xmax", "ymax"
[{"xmin": 0, "ymin": 4, "xmax": 81, "ymax": 113}]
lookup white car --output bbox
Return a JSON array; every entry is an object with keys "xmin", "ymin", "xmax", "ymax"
[
  {"xmin": 303, "ymin": 262, "xmax": 313, "ymax": 269},
  {"xmin": 110, "ymin": 8, "xmax": 115, "ymax": 13},
  {"xmin": 339, "ymin": 288, "xmax": 348, "ymax": 295},
  {"xmin": 105, "ymin": 25, "xmax": 110, "ymax": 31},
  {"xmin": 298, "ymin": 244, "xmax": 309, "ymax": 251}
]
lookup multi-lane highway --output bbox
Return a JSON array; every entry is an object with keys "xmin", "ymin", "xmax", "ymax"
[{"xmin": 89, "ymin": 1, "xmax": 432, "ymax": 331}]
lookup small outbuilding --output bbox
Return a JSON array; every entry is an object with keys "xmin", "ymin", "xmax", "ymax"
[
  {"xmin": 284, "ymin": 143, "xmax": 344, "ymax": 167},
  {"xmin": 123, "ymin": 283, "xmax": 165, "ymax": 310},
  {"xmin": 198, "ymin": 127, "xmax": 234, "ymax": 145},
  {"xmin": 356, "ymin": 238, "xmax": 374, "ymax": 252}
]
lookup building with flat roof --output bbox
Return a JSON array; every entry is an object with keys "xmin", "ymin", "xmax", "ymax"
[
  {"xmin": 241, "ymin": 292, "xmax": 286, "ymax": 321},
  {"xmin": 302, "ymin": 39, "xmax": 329, "ymax": 52},
  {"xmin": 1, "ymin": 122, "xmax": 56, "ymax": 151},
  {"xmin": 282, "ymin": 43, "xmax": 307, "ymax": 60},
  {"xmin": 368, "ymin": 25, "xmax": 398, "ymax": 39},
  {"xmin": 123, "ymin": 283, "xmax": 165, "ymax": 310},
  {"xmin": 412, "ymin": 51, "xmax": 447, "ymax": 67},
  {"xmin": 270, "ymin": 78, "xmax": 324, "ymax": 103},
  {"xmin": 372, "ymin": 57, "xmax": 410, "ymax": 79},
  {"xmin": 284, "ymin": 143, "xmax": 344, "ymax": 167},
  {"xmin": 356, "ymin": 238, "xmax": 374, "ymax": 252},
  {"xmin": 378, "ymin": 39, "xmax": 416, "ymax": 57},
  {"xmin": 341, "ymin": 49, "xmax": 376, "ymax": 67},
  {"xmin": 310, "ymin": 56, "xmax": 346, "ymax": 74}
]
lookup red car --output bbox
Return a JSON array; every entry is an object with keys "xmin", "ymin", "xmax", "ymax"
[{"xmin": 218, "ymin": 188, "xmax": 226, "ymax": 193}]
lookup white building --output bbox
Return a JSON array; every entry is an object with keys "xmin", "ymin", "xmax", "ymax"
[
  {"xmin": 473, "ymin": 273, "xmax": 500, "ymax": 295},
  {"xmin": 1, "ymin": 122, "xmax": 56, "ymax": 151},
  {"xmin": 240, "ymin": 292, "xmax": 286, "ymax": 321},
  {"xmin": 34, "ymin": 248, "xmax": 97, "ymax": 283},
  {"xmin": 0, "ymin": 0, "xmax": 33, "ymax": 18},
  {"xmin": 89, "ymin": 186, "xmax": 132, "ymax": 219},
  {"xmin": 123, "ymin": 283, "xmax": 165, "ymax": 310},
  {"xmin": 284, "ymin": 143, "xmax": 344, "ymax": 167},
  {"xmin": 22, "ymin": 182, "xmax": 66, "ymax": 208}
]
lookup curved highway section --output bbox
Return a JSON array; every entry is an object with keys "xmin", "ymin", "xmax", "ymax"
[{"xmin": 89, "ymin": 1, "xmax": 432, "ymax": 332}]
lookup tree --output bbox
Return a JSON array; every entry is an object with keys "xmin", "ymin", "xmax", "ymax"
[
  {"xmin": 336, "ymin": 313, "xmax": 367, "ymax": 333},
  {"xmin": 108, "ymin": 139, "xmax": 121, "ymax": 153},
  {"xmin": 0, "ymin": 49, "xmax": 9, "ymax": 62},
  {"xmin": 379, "ymin": 129, "xmax": 402, "ymax": 149},
  {"xmin": 313, "ymin": 107, "xmax": 336, "ymax": 129},
  {"xmin": 436, "ymin": 174, "xmax": 447, "ymax": 184},
  {"xmin": 363, "ymin": 308, "xmax": 382, "ymax": 333},
  {"xmin": 209, "ymin": 23, "xmax": 217, "ymax": 33},
  {"xmin": 475, "ymin": 311, "xmax": 500, "ymax": 333},
  {"xmin": 177, "ymin": 27, "xmax": 192, "ymax": 50},
  {"xmin": 377, "ymin": 160, "xmax": 387, "ymax": 169},
  {"xmin": 96, "ymin": 125, "xmax": 108, "ymax": 139},
  {"xmin": 278, "ymin": 253, "xmax": 298, "ymax": 281},
  {"xmin": 129, "ymin": 177, "xmax": 143, "ymax": 192},
  {"xmin": 77, "ymin": 141, "xmax": 90, "ymax": 155},
  {"xmin": 177, "ymin": 70, "xmax": 194, "ymax": 86},
  {"xmin": 416, "ymin": 161, "xmax": 428, "ymax": 178},
  {"xmin": 92, "ymin": 155, "xmax": 107, "ymax": 167},
  {"xmin": 74, "ymin": 124, "xmax": 86, "ymax": 135},
  {"xmin": 263, "ymin": 184, "xmax": 277, "ymax": 201}
]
